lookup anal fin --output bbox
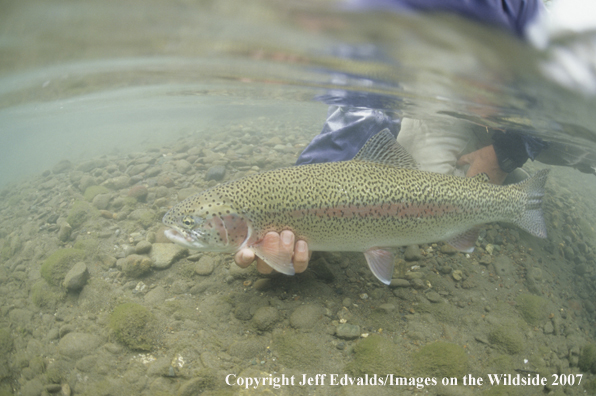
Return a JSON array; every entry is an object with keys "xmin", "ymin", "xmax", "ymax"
[
  {"xmin": 445, "ymin": 227, "xmax": 481, "ymax": 253},
  {"xmin": 364, "ymin": 248, "xmax": 395, "ymax": 285}
]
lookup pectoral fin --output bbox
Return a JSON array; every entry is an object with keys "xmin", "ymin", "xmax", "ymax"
[
  {"xmin": 445, "ymin": 227, "xmax": 482, "ymax": 253},
  {"xmin": 364, "ymin": 248, "xmax": 395, "ymax": 285},
  {"xmin": 250, "ymin": 238, "xmax": 295, "ymax": 275}
]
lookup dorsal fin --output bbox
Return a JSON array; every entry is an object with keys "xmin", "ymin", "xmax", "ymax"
[{"xmin": 352, "ymin": 129, "xmax": 419, "ymax": 169}]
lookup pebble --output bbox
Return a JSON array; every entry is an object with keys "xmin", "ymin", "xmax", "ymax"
[
  {"xmin": 440, "ymin": 244, "xmax": 458, "ymax": 254},
  {"xmin": 404, "ymin": 245, "xmax": 422, "ymax": 261},
  {"xmin": 58, "ymin": 332, "xmax": 102, "ymax": 359},
  {"xmin": 195, "ymin": 255, "xmax": 215, "ymax": 276},
  {"xmin": 335, "ymin": 323, "xmax": 360, "ymax": 340},
  {"xmin": 144, "ymin": 286, "xmax": 167, "ymax": 305},
  {"xmin": 253, "ymin": 278, "xmax": 272, "ymax": 291},
  {"xmin": 58, "ymin": 223, "xmax": 72, "ymax": 242},
  {"xmin": 175, "ymin": 160, "xmax": 192, "ymax": 174},
  {"xmin": 127, "ymin": 185, "xmax": 148, "ymax": 201},
  {"xmin": 544, "ymin": 322, "xmax": 554, "ymax": 334},
  {"xmin": 135, "ymin": 240, "xmax": 152, "ymax": 254},
  {"xmin": 205, "ymin": 165, "xmax": 226, "ymax": 181},
  {"xmin": 122, "ymin": 255, "xmax": 153, "ymax": 278},
  {"xmin": 390, "ymin": 279, "xmax": 410, "ymax": 288},
  {"xmin": 92, "ymin": 193, "xmax": 111, "ymax": 209},
  {"xmin": 103, "ymin": 175, "xmax": 131, "ymax": 190},
  {"xmin": 149, "ymin": 243, "xmax": 188, "ymax": 269},
  {"xmin": 228, "ymin": 263, "xmax": 257, "ymax": 279},
  {"xmin": 62, "ymin": 262, "xmax": 89, "ymax": 291},
  {"xmin": 59, "ymin": 325, "xmax": 75, "ymax": 338},
  {"xmin": 128, "ymin": 163, "xmax": 149, "ymax": 176},
  {"xmin": 425, "ymin": 291, "xmax": 442, "ymax": 303},
  {"xmin": 290, "ymin": 304, "xmax": 322, "ymax": 329},
  {"xmin": 452, "ymin": 270, "xmax": 463, "ymax": 281},
  {"xmin": 378, "ymin": 303, "xmax": 396, "ymax": 313},
  {"xmin": 252, "ymin": 307, "xmax": 279, "ymax": 331}
]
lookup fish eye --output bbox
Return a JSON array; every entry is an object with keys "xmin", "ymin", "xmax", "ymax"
[{"xmin": 182, "ymin": 216, "xmax": 194, "ymax": 227}]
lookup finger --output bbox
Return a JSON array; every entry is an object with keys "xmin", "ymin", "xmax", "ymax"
[
  {"xmin": 234, "ymin": 249, "xmax": 255, "ymax": 268},
  {"xmin": 256, "ymin": 258, "xmax": 274, "ymax": 274},
  {"xmin": 280, "ymin": 230, "xmax": 295, "ymax": 250},
  {"xmin": 456, "ymin": 153, "xmax": 472, "ymax": 167},
  {"xmin": 293, "ymin": 240, "xmax": 310, "ymax": 273}
]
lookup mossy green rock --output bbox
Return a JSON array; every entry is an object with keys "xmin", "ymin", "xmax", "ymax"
[
  {"xmin": 0, "ymin": 328, "xmax": 13, "ymax": 381},
  {"xmin": 84, "ymin": 185, "xmax": 110, "ymax": 201},
  {"xmin": 109, "ymin": 303, "xmax": 158, "ymax": 351},
  {"xmin": 488, "ymin": 325, "xmax": 524, "ymax": 355},
  {"xmin": 345, "ymin": 334, "xmax": 404, "ymax": 377},
  {"xmin": 412, "ymin": 341, "xmax": 468, "ymax": 378},
  {"xmin": 515, "ymin": 294, "xmax": 548, "ymax": 326},
  {"xmin": 584, "ymin": 377, "xmax": 596, "ymax": 394},
  {"xmin": 578, "ymin": 343, "xmax": 596, "ymax": 373},
  {"xmin": 0, "ymin": 328, "xmax": 13, "ymax": 357},
  {"xmin": 41, "ymin": 249, "xmax": 85, "ymax": 287},
  {"xmin": 66, "ymin": 200, "xmax": 97, "ymax": 229},
  {"xmin": 272, "ymin": 331, "xmax": 322, "ymax": 370},
  {"xmin": 31, "ymin": 280, "xmax": 66, "ymax": 309},
  {"xmin": 73, "ymin": 238, "xmax": 99, "ymax": 257}
]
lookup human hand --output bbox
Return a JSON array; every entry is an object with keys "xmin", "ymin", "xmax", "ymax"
[
  {"xmin": 457, "ymin": 145, "xmax": 507, "ymax": 185},
  {"xmin": 234, "ymin": 230, "xmax": 310, "ymax": 274}
]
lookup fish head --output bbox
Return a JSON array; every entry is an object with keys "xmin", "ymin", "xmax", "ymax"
[{"xmin": 162, "ymin": 191, "xmax": 250, "ymax": 253}]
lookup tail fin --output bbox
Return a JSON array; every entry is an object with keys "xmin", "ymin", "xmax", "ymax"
[{"xmin": 515, "ymin": 169, "xmax": 549, "ymax": 238}]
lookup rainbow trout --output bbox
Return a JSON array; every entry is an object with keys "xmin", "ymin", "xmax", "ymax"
[{"xmin": 163, "ymin": 129, "xmax": 548, "ymax": 284}]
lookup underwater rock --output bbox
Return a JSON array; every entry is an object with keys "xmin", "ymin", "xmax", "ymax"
[
  {"xmin": 122, "ymin": 255, "xmax": 152, "ymax": 278},
  {"xmin": 289, "ymin": 304, "xmax": 323, "ymax": 330},
  {"xmin": 195, "ymin": 255, "xmax": 215, "ymax": 276},
  {"xmin": 41, "ymin": 249, "xmax": 85, "ymax": 286},
  {"xmin": 92, "ymin": 193, "xmax": 111, "ymax": 210},
  {"xmin": 127, "ymin": 185, "xmax": 148, "ymax": 202},
  {"xmin": 253, "ymin": 278, "xmax": 271, "ymax": 291},
  {"xmin": 579, "ymin": 344, "xmax": 596, "ymax": 374},
  {"xmin": 425, "ymin": 291, "xmax": 442, "ymax": 303},
  {"xmin": 109, "ymin": 303, "xmax": 158, "ymax": 351},
  {"xmin": 149, "ymin": 243, "xmax": 187, "ymax": 269},
  {"xmin": 57, "ymin": 223, "xmax": 72, "ymax": 242},
  {"xmin": 515, "ymin": 293, "xmax": 548, "ymax": 326},
  {"xmin": 175, "ymin": 160, "xmax": 192, "ymax": 174},
  {"xmin": 335, "ymin": 323, "xmax": 360, "ymax": 340},
  {"xmin": 205, "ymin": 165, "xmax": 226, "ymax": 181},
  {"xmin": 58, "ymin": 332, "xmax": 102, "ymax": 359},
  {"xmin": 31, "ymin": 281, "xmax": 65, "ymax": 309},
  {"xmin": 345, "ymin": 335, "xmax": 403, "ymax": 376},
  {"xmin": 62, "ymin": 262, "xmax": 89, "ymax": 291},
  {"xmin": 103, "ymin": 175, "xmax": 131, "ymax": 190},
  {"xmin": 127, "ymin": 163, "xmax": 149, "ymax": 176},
  {"xmin": 404, "ymin": 245, "xmax": 422, "ymax": 261},
  {"xmin": 390, "ymin": 279, "xmax": 411, "ymax": 288},
  {"xmin": 84, "ymin": 185, "xmax": 110, "ymax": 201},
  {"xmin": 129, "ymin": 209, "xmax": 156, "ymax": 229},
  {"xmin": 252, "ymin": 306, "xmax": 279, "ymax": 331},
  {"xmin": 413, "ymin": 341, "xmax": 469, "ymax": 378},
  {"xmin": 135, "ymin": 240, "xmax": 152, "ymax": 254},
  {"xmin": 66, "ymin": 201, "xmax": 96, "ymax": 229},
  {"xmin": 488, "ymin": 325, "xmax": 525, "ymax": 354}
]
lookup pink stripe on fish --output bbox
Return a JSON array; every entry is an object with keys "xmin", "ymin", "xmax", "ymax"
[{"xmin": 288, "ymin": 202, "xmax": 467, "ymax": 219}]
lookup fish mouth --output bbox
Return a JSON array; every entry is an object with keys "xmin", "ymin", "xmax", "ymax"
[{"xmin": 164, "ymin": 228, "xmax": 205, "ymax": 249}]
